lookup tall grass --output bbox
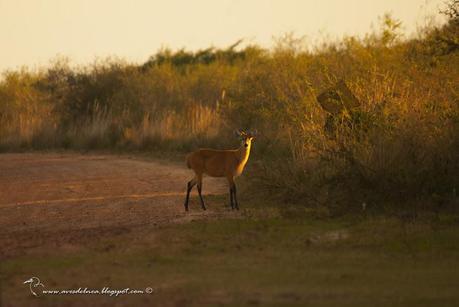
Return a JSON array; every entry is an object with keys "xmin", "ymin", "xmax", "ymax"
[{"xmin": 1, "ymin": 11, "xmax": 458, "ymax": 211}]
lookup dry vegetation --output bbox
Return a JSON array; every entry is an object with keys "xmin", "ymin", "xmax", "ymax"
[{"xmin": 1, "ymin": 9, "xmax": 458, "ymax": 213}]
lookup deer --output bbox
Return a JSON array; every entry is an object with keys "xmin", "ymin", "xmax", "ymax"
[{"xmin": 184, "ymin": 129, "xmax": 257, "ymax": 211}]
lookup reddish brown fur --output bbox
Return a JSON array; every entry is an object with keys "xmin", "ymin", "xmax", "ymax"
[
  {"xmin": 184, "ymin": 130, "xmax": 255, "ymax": 211},
  {"xmin": 186, "ymin": 149, "xmax": 239, "ymax": 178}
]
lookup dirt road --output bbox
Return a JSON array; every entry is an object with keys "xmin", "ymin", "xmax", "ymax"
[{"xmin": 0, "ymin": 153, "xmax": 227, "ymax": 258}]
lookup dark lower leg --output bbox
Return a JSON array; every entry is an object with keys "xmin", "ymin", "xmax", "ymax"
[
  {"xmin": 197, "ymin": 184, "xmax": 206, "ymax": 210},
  {"xmin": 233, "ymin": 184, "xmax": 239, "ymax": 210},
  {"xmin": 229, "ymin": 187, "xmax": 234, "ymax": 210},
  {"xmin": 184, "ymin": 180, "xmax": 195, "ymax": 211}
]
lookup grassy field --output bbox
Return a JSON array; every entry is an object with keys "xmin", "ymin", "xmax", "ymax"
[
  {"xmin": 2, "ymin": 194, "xmax": 459, "ymax": 306},
  {"xmin": 1, "ymin": 8, "xmax": 458, "ymax": 212},
  {"xmin": 1, "ymin": 3, "xmax": 458, "ymax": 306}
]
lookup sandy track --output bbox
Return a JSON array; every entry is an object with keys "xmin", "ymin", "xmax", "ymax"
[{"xmin": 0, "ymin": 153, "xmax": 228, "ymax": 258}]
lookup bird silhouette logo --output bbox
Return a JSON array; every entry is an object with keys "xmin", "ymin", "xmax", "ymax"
[{"xmin": 23, "ymin": 277, "xmax": 45, "ymax": 297}]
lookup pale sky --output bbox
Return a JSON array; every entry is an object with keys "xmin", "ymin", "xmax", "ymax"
[{"xmin": 0, "ymin": 0, "xmax": 445, "ymax": 72}]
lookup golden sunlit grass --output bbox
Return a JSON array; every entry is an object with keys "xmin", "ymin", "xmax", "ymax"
[{"xmin": 0, "ymin": 11, "xmax": 458, "ymax": 212}]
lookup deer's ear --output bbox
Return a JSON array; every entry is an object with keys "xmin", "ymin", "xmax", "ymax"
[
  {"xmin": 234, "ymin": 129, "xmax": 241, "ymax": 137},
  {"xmin": 249, "ymin": 129, "xmax": 258, "ymax": 137}
]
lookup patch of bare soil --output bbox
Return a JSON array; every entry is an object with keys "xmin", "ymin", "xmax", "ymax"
[{"xmin": 0, "ymin": 153, "xmax": 229, "ymax": 258}]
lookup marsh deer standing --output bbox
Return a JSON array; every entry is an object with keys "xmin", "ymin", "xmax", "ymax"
[{"xmin": 184, "ymin": 130, "xmax": 256, "ymax": 211}]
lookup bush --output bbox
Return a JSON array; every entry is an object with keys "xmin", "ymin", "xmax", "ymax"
[{"xmin": 0, "ymin": 12, "xmax": 458, "ymax": 212}]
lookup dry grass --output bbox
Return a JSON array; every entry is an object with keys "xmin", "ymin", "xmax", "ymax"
[{"xmin": 0, "ymin": 13, "xmax": 458, "ymax": 211}]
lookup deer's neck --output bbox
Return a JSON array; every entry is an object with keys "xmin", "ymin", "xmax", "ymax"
[{"xmin": 237, "ymin": 142, "xmax": 252, "ymax": 168}]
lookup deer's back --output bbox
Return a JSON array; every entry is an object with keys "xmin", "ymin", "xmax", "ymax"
[{"xmin": 187, "ymin": 149, "xmax": 238, "ymax": 177}]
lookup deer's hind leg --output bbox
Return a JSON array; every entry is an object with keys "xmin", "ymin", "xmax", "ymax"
[
  {"xmin": 184, "ymin": 177, "xmax": 197, "ymax": 211},
  {"xmin": 196, "ymin": 173, "xmax": 206, "ymax": 210}
]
